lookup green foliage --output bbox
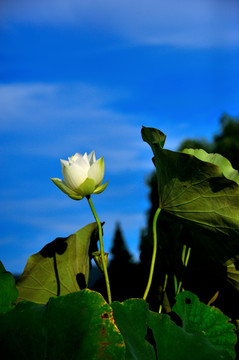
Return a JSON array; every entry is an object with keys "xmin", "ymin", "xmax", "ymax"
[
  {"xmin": 1, "ymin": 272, "xmax": 236, "ymax": 360},
  {"xmin": 182, "ymin": 148, "xmax": 239, "ymax": 184},
  {"xmin": 178, "ymin": 138, "xmax": 211, "ymax": 152},
  {"xmin": 0, "ymin": 289, "xmax": 125, "ymax": 360},
  {"xmin": 213, "ymin": 114, "xmax": 239, "ymax": 169},
  {"xmin": 177, "ymin": 114, "xmax": 239, "ymax": 170},
  {"xmin": 46, "ymin": 290, "xmax": 125, "ymax": 359},
  {"xmin": 112, "ymin": 292, "xmax": 236, "ymax": 360},
  {"xmin": 1, "ymin": 123, "xmax": 239, "ymax": 359},
  {"xmin": 16, "ymin": 222, "xmax": 98, "ymax": 304},
  {"xmin": 141, "ymin": 126, "xmax": 239, "ymax": 264},
  {"xmin": 173, "ymin": 291, "xmax": 237, "ymax": 358},
  {"xmin": 111, "ymin": 299, "xmax": 157, "ymax": 359},
  {"xmin": 148, "ymin": 311, "xmax": 232, "ymax": 360},
  {"xmin": 0, "ymin": 261, "xmax": 18, "ymax": 314},
  {"xmin": 0, "ymin": 301, "xmax": 47, "ymax": 359}
]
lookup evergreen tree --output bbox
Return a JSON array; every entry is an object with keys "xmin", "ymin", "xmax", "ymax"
[
  {"xmin": 110, "ymin": 223, "xmax": 132, "ymax": 270},
  {"xmin": 213, "ymin": 113, "xmax": 239, "ymax": 169},
  {"xmin": 92, "ymin": 222, "xmax": 141, "ymax": 302},
  {"xmin": 177, "ymin": 113, "xmax": 239, "ymax": 168},
  {"xmin": 177, "ymin": 138, "xmax": 211, "ymax": 152},
  {"xmin": 108, "ymin": 223, "xmax": 141, "ymax": 301}
]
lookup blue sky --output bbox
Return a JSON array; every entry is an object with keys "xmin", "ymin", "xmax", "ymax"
[{"xmin": 1, "ymin": 0, "xmax": 239, "ymax": 274}]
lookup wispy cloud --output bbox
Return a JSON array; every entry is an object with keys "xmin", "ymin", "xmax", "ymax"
[
  {"xmin": 0, "ymin": 82, "xmax": 127, "ymax": 132},
  {"xmin": 1, "ymin": 0, "xmax": 239, "ymax": 48},
  {"xmin": 0, "ymin": 82, "xmax": 158, "ymax": 175}
]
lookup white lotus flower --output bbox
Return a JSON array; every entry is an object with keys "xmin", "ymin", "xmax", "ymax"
[{"xmin": 51, "ymin": 151, "xmax": 108, "ymax": 200}]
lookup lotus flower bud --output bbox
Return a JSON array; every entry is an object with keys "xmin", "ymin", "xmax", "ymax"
[{"xmin": 51, "ymin": 151, "xmax": 108, "ymax": 200}]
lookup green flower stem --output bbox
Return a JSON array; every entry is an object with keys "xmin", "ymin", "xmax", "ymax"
[
  {"xmin": 185, "ymin": 246, "xmax": 191, "ymax": 267},
  {"xmin": 87, "ymin": 196, "xmax": 112, "ymax": 304},
  {"xmin": 176, "ymin": 246, "xmax": 191, "ymax": 295},
  {"xmin": 143, "ymin": 207, "xmax": 161, "ymax": 301},
  {"xmin": 174, "ymin": 274, "xmax": 178, "ymax": 295},
  {"xmin": 159, "ymin": 273, "xmax": 168, "ymax": 314}
]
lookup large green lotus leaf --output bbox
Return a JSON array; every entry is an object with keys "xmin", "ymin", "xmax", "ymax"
[
  {"xmin": 141, "ymin": 126, "xmax": 239, "ymax": 263},
  {"xmin": 46, "ymin": 290, "xmax": 125, "ymax": 360},
  {"xmin": 148, "ymin": 311, "xmax": 234, "ymax": 360},
  {"xmin": 172, "ymin": 290, "xmax": 237, "ymax": 359},
  {"xmin": 16, "ymin": 222, "xmax": 98, "ymax": 304},
  {"xmin": 111, "ymin": 299, "xmax": 156, "ymax": 360},
  {"xmin": 111, "ymin": 295, "xmax": 235, "ymax": 360},
  {"xmin": 0, "ymin": 290, "xmax": 125, "ymax": 359},
  {"xmin": 0, "ymin": 261, "xmax": 18, "ymax": 314},
  {"xmin": 0, "ymin": 301, "xmax": 47, "ymax": 359}
]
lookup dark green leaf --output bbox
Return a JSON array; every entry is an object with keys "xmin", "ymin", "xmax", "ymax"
[
  {"xmin": 112, "ymin": 293, "xmax": 236, "ymax": 360},
  {"xmin": 0, "ymin": 290, "xmax": 125, "ymax": 360},
  {"xmin": 111, "ymin": 299, "xmax": 156, "ymax": 360},
  {"xmin": 0, "ymin": 301, "xmax": 47, "ymax": 359},
  {"xmin": 0, "ymin": 261, "xmax": 18, "ymax": 314},
  {"xmin": 172, "ymin": 291, "xmax": 237, "ymax": 359},
  {"xmin": 46, "ymin": 290, "xmax": 125, "ymax": 360},
  {"xmin": 148, "ymin": 311, "xmax": 234, "ymax": 360}
]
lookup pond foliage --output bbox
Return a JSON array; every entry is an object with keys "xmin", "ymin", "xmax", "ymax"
[{"xmin": 0, "ymin": 126, "xmax": 238, "ymax": 359}]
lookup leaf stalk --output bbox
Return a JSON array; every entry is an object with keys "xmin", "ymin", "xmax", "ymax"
[
  {"xmin": 87, "ymin": 196, "xmax": 112, "ymax": 304},
  {"xmin": 143, "ymin": 207, "xmax": 161, "ymax": 300}
]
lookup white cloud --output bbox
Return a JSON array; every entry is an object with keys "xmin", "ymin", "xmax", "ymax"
[
  {"xmin": 0, "ymin": 82, "xmax": 126, "ymax": 132},
  {"xmin": 1, "ymin": 0, "xmax": 239, "ymax": 48}
]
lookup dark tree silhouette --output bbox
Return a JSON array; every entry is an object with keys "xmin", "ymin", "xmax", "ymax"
[
  {"xmin": 92, "ymin": 223, "xmax": 141, "ymax": 302},
  {"xmin": 177, "ymin": 138, "xmax": 211, "ymax": 152},
  {"xmin": 213, "ymin": 114, "xmax": 239, "ymax": 169},
  {"xmin": 108, "ymin": 223, "xmax": 143, "ymax": 301},
  {"xmin": 178, "ymin": 113, "xmax": 239, "ymax": 169},
  {"xmin": 110, "ymin": 223, "xmax": 133, "ymax": 270}
]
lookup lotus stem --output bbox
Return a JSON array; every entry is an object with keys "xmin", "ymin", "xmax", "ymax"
[
  {"xmin": 87, "ymin": 196, "xmax": 112, "ymax": 304},
  {"xmin": 174, "ymin": 274, "xmax": 178, "ymax": 295},
  {"xmin": 176, "ymin": 245, "xmax": 191, "ymax": 295},
  {"xmin": 143, "ymin": 207, "xmax": 161, "ymax": 301},
  {"xmin": 159, "ymin": 273, "xmax": 168, "ymax": 314}
]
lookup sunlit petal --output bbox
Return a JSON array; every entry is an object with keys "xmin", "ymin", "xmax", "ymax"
[
  {"xmin": 93, "ymin": 181, "xmax": 109, "ymax": 194},
  {"xmin": 50, "ymin": 178, "xmax": 83, "ymax": 200},
  {"xmin": 60, "ymin": 159, "xmax": 69, "ymax": 168},
  {"xmin": 69, "ymin": 153, "xmax": 82, "ymax": 164},
  {"xmin": 88, "ymin": 157, "xmax": 104, "ymax": 186},
  {"xmin": 74, "ymin": 156, "xmax": 90, "ymax": 171},
  {"xmin": 87, "ymin": 150, "xmax": 96, "ymax": 165},
  {"xmin": 77, "ymin": 177, "xmax": 95, "ymax": 196},
  {"xmin": 62, "ymin": 164, "xmax": 88, "ymax": 191}
]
